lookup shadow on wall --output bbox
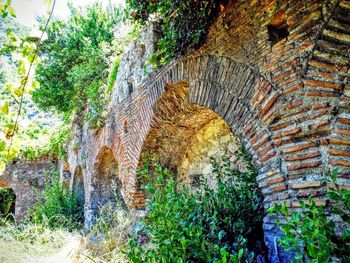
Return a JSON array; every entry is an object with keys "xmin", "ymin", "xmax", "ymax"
[
  {"xmin": 140, "ymin": 82, "xmax": 250, "ymax": 189},
  {"xmin": 0, "ymin": 188, "xmax": 16, "ymax": 219},
  {"xmin": 92, "ymin": 147, "xmax": 126, "ymax": 215},
  {"xmin": 73, "ymin": 166, "xmax": 85, "ymax": 208}
]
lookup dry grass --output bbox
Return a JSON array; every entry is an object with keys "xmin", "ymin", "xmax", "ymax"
[
  {"xmin": 0, "ymin": 217, "xmax": 68, "ymax": 263},
  {"xmin": 77, "ymin": 203, "xmax": 135, "ymax": 263}
]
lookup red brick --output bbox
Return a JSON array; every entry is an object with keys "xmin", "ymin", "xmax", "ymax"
[
  {"xmin": 329, "ymin": 149, "xmax": 350, "ymax": 157},
  {"xmin": 266, "ymin": 176, "xmax": 285, "ymax": 185},
  {"xmin": 308, "ymin": 120, "xmax": 329, "ymax": 130},
  {"xmin": 286, "ymin": 100, "xmax": 303, "ymax": 110},
  {"xmin": 309, "ymin": 59, "xmax": 348, "ymax": 72},
  {"xmin": 282, "ymin": 142, "xmax": 317, "ymax": 154},
  {"xmin": 335, "ymin": 129, "xmax": 350, "ymax": 136},
  {"xmin": 291, "ymin": 181, "xmax": 322, "ymax": 189},
  {"xmin": 303, "ymin": 91, "xmax": 338, "ymax": 98},
  {"xmin": 329, "ymin": 159, "xmax": 350, "ymax": 167},
  {"xmin": 283, "ymin": 83, "xmax": 303, "ymax": 94},
  {"xmin": 285, "ymin": 151, "xmax": 321, "ymax": 162},
  {"xmin": 259, "ymin": 93, "xmax": 280, "ymax": 117},
  {"xmin": 287, "ymin": 160, "xmax": 322, "ymax": 171},
  {"xmin": 304, "ymin": 79, "xmax": 342, "ymax": 90},
  {"xmin": 272, "ymin": 127, "xmax": 301, "ymax": 140},
  {"xmin": 330, "ymin": 138, "xmax": 350, "ymax": 146},
  {"xmin": 271, "ymin": 184, "xmax": 288, "ymax": 192},
  {"xmin": 337, "ymin": 118, "xmax": 350, "ymax": 125}
]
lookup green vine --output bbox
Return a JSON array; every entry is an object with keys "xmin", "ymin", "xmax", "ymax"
[{"xmin": 127, "ymin": 0, "xmax": 226, "ymax": 65}]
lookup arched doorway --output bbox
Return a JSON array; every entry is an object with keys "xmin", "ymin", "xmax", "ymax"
[
  {"xmin": 92, "ymin": 147, "xmax": 125, "ymax": 213},
  {"xmin": 140, "ymin": 82, "xmax": 251, "ymax": 188}
]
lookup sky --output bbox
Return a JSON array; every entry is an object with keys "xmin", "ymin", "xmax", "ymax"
[{"xmin": 12, "ymin": 0, "xmax": 125, "ymax": 27}]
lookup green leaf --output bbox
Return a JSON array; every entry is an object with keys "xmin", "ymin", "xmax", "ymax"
[
  {"xmin": 0, "ymin": 101, "xmax": 9, "ymax": 115},
  {"xmin": 7, "ymin": 5, "xmax": 15, "ymax": 16}
]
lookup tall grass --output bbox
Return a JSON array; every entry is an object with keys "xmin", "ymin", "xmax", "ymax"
[{"xmin": 0, "ymin": 217, "xmax": 67, "ymax": 263}]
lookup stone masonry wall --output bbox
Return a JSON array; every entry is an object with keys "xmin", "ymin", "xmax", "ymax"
[
  {"xmin": 63, "ymin": 0, "xmax": 349, "ymax": 261},
  {"xmin": 0, "ymin": 159, "xmax": 54, "ymax": 221}
]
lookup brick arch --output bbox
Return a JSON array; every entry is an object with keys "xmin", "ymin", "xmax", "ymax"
[{"xmin": 122, "ymin": 55, "xmax": 286, "ymax": 209}]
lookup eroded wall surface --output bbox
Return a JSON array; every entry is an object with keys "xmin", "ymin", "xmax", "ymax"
[{"xmin": 0, "ymin": 159, "xmax": 54, "ymax": 221}]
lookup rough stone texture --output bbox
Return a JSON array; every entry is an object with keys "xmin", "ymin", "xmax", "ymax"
[
  {"xmin": 60, "ymin": 0, "xmax": 349, "ymax": 261},
  {"xmin": 110, "ymin": 21, "xmax": 160, "ymax": 104},
  {"xmin": 0, "ymin": 159, "xmax": 54, "ymax": 221}
]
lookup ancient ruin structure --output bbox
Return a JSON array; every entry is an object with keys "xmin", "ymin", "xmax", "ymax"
[
  {"xmin": 0, "ymin": 159, "xmax": 54, "ymax": 221},
  {"xmin": 1, "ymin": 0, "xmax": 349, "ymax": 262}
]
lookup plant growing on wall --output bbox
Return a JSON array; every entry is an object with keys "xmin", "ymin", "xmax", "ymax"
[
  {"xmin": 127, "ymin": 153, "xmax": 265, "ymax": 262},
  {"xmin": 268, "ymin": 169, "xmax": 350, "ymax": 263},
  {"xmin": 126, "ymin": 0, "xmax": 226, "ymax": 65}
]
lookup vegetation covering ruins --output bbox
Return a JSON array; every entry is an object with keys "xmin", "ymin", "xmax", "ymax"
[{"xmin": 0, "ymin": 0, "xmax": 350, "ymax": 262}]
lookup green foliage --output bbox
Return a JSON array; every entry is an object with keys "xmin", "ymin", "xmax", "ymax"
[
  {"xmin": 127, "ymin": 154, "xmax": 264, "ymax": 262},
  {"xmin": 268, "ymin": 169, "xmax": 350, "ymax": 263},
  {"xmin": 32, "ymin": 3, "xmax": 122, "ymax": 127},
  {"xmin": 0, "ymin": 0, "xmax": 15, "ymax": 18},
  {"xmin": 47, "ymin": 124, "xmax": 70, "ymax": 160},
  {"xmin": 106, "ymin": 60, "xmax": 120, "ymax": 95},
  {"xmin": 30, "ymin": 167, "xmax": 83, "ymax": 230},
  {"xmin": 127, "ymin": 0, "xmax": 225, "ymax": 65},
  {"xmin": 0, "ymin": 188, "xmax": 15, "ymax": 217},
  {"xmin": 0, "ymin": 15, "xmax": 60, "ymax": 170}
]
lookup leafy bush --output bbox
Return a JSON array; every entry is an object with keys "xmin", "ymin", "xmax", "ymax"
[
  {"xmin": 127, "ymin": 154, "xmax": 265, "ymax": 262},
  {"xmin": 30, "ymin": 167, "xmax": 83, "ymax": 230},
  {"xmin": 127, "ymin": 0, "xmax": 225, "ymax": 65},
  {"xmin": 268, "ymin": 169, "xmax": 350, "ymax": 263}
]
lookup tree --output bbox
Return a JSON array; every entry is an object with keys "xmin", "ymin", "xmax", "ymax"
[{"xmin": 32, "ymin": 3, "xmax": 121, "ymax": 124}]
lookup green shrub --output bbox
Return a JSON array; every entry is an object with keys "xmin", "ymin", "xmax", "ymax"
[
  {"xmin": 127, "ymin": 0, "xmax": 225, "ymax": 65},
  {"xmin": 127, "ymin": 154, "xmax": 265, "ymax": 262},
  {"xmin": 268, "ymin": 169, "xmax": 350, "ymax": 263},
  {"xmin": 30, "ymin": 167, "xmax": 83, "ymax": 230}
]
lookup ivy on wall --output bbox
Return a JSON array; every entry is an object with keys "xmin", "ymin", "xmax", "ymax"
[{"xmin": 127, "ymin": 0, "xmax": 226, "ymax": 65}]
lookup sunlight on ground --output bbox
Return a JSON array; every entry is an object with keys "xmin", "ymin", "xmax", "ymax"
[{"xmin": 0, "ymin": 230, "xmax": 89, "ymax": 263}]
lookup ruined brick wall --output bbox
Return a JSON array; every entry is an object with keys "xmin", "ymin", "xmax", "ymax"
[
  {"xmin": 64, "ymin": 0, "xmax": 349, "ymax": 260},
  {"xmin": 0, "ymin": 159, "xmax": 54, "ymax": 221}
]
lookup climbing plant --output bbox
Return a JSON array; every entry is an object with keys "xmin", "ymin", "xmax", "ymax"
[{"xmin": 126, "ymin": 0, "xmax": 226, "ymax": 65}]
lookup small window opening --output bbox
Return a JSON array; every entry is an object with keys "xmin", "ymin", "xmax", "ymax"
[
  {"xmin": 267, "ymin": 11, "xmax": 289, "ymax": 45},
  {"xmin": 128, "ymin": 82, "xmax": 133, "ymax": 95}
]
